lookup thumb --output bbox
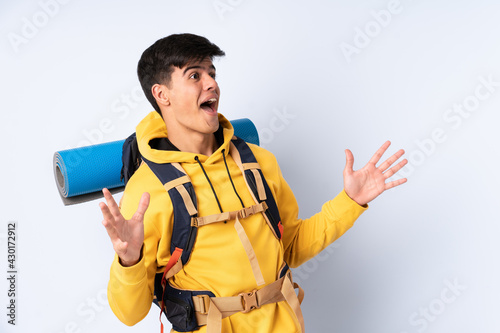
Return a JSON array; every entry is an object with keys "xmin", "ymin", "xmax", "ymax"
[
  {"xmin": 133, "ymin": 192, "xmax": 150, "ymax": 221},
  {"xmin": 344, "ymin": 149, "xmax": 354, "ymax": 176}
]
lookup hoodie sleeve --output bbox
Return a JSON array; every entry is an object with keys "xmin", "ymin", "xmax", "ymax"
[
  {"xmin": 258, "ymin": 149, "xmax": 367, "ymax": 268},
  {"xmin": 107, "ymin": 166, "xmax": 167, "ymax": 326}
]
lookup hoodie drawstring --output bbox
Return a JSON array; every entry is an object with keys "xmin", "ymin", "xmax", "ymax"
[
  {"xmin": 222, "ymin": 149, "xmax": 245, "ymax": 209},
  {"xmin": 194, "ymin": 155, "xmax": 223, "ymax": 214},
  {"xmin": 194, "ymin": 150, "xmax": 246, "ymax": 214}
]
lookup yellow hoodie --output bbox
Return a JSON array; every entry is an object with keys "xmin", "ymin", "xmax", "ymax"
[{"xmin": 108, "ymin": 111, "xmax": 367, "ymax": 332}]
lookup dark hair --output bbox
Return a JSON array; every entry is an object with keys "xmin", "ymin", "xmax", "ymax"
[{"xmin": 137, "ymin": 33, "xmax": 225, "ymax": 113}]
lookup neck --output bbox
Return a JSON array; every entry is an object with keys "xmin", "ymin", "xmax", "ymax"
[
  {"xmin": 170, "ymin": 132, "xmax": 217, "ymax": 156},
  {"xmin": 160, "ymin": 108, "xmax": 220, "ymax": 156},
  {"xmin": 164, "ymin": 124, "xmax": 217, "ymax": 156}
]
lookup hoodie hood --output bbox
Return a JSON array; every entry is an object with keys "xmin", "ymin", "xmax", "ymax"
[{"xmin": 136, "ymin": 111, "xmax": 235, "ymax": 165}]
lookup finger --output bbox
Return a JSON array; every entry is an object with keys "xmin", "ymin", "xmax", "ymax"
[
  {"xmin": 385, "ymin": 177, "xmax": 407, "ymax": 190},
  {"xmin": 378, "ymin": 149, "xmax": 405, "ymax": 171},
  {"xmin": 100, "ymin": 204, "xmax": 122, "ymax": 243},
  {"xmin": 99, "ymin": 201, "xmax": 115, "ymax": 224},
  {"xmin": 100, "ymin": 202, "xmax": 125, "ymax": 237},
  {"xmin": 102, "ymin": 217, "xmax": 121, "ymax": 242},
  {"xmin": 102, "ymin": 188, "xmax": 122, "ymax": 220},
  {"xmin": 344, "ymin": 149, "xmax": 354, "ymax": 175},
  {"xmin": 368, "ymin": 141, "xmax": 391, "ymax": 165},
  {"xmin": 383, "ymin": 159, "xmax": 408, "ymax": 179}
]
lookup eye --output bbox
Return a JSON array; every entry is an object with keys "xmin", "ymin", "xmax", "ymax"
[
  {"xmin": 189, "ymin": 72, "xmax": 200, "ymax": 80},
  {"xmin": 210, "ymin": 72, "xmax": 217, "ymax": 79}
]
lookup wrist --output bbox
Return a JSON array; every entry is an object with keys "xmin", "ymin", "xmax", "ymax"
[
  {"xmin": 343, "ymin": 189, "xmax": 368, "ymax": 207},
  {"xmin": 119, "ymin": 245, "xmax": 144, "ymax": 267},
  {"xmin": 119, "ymin": 257, "xmax": 139, "ymax": 267}
]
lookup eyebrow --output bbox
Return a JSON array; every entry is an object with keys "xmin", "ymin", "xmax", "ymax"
[{"xmin": 183, "ymin": 64, "xmax": 216, "ymax": 76}]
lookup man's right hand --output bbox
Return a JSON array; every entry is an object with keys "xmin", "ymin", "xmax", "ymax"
[{"xmin": 100, "ymin": 188, "xmax": 150, "ymax": 267}]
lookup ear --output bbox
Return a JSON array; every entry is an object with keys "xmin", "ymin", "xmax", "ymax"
[{"xmin": 151, "ymin": 84, "xmax": 170, "ymax": 107}]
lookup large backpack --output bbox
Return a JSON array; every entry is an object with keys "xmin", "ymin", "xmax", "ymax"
[{"xmin": 121, "ymin": 134, "xmax": 303, "ymax": 333}]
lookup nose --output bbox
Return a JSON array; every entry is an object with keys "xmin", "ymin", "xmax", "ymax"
[{"xmin": 203, "ymin": 73, "xmax": 218, "ymax": 91}]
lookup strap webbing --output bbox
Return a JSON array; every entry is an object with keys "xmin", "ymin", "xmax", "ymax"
[
  {"xmin": 193, "ymin": 202, "xmax": 268, "ymax": 227},
  {"xmin": 234, "ymin": 215, "xmax": 265, "ymax": 286},
  {"xmin": 235, "ymin": 149, "xmax": 267, "ymax": 201},
  {"xmin": 194, "ymin": 271, "xmax": 305, "ymax": 333},
  {"xmin": 164, "ymin": 258, "xmax": 183, "ymax": 280},
  {"xmin": 229, "ymin": 142, "xmax": 254, "ymax": 199},
  {"xmin": 250, "ymin": 168, "xmax": 267, "ymax": 200},
  {"xmin": 282, "ymin": 274, "xmax": 305, "ymax": 333},
  {"xmin": 161, "ymin": 247, "xmax": 183, "ymax": 288},
  {"xmin": 175, "ymin": 185, "xmax": 197, "ymax": 216},
  {"xmin": 164, "ymin": 175, "xmax": 190, "ymax": 191},
  {"xmin": 207, "ymin": 299, "xmax": 222, "ymax": 333},
  {"xmin": 229, "ymin": 142, "xmax": 275, "ymax": 229},
  {"xmin": 171, "ymin": 162, "xmax": 186, "ymax": 174},
  {"xmin": 243, "ymin": 162, "xmax": 261, "ymax": 170}
]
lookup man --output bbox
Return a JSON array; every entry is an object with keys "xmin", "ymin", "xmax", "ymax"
[{"xmin": 100, "ymin": 33, "xmax": 407, "ymax": 333}]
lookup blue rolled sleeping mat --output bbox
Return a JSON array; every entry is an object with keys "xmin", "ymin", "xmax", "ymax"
[{"xmin": 54, "ymin": 118, "xmax": 260, "ymax": 205}]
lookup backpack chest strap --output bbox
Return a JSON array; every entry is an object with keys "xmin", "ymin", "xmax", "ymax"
[{"xmin": 192, "ymin": 202, "xmax": 268, "ymax": 227}]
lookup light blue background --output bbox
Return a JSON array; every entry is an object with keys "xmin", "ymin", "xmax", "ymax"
[{"xmin": 1, "ymin": 1, "xmax": 499, "ymax": 332}]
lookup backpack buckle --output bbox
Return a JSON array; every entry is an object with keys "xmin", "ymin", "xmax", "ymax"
[
  {"xmin": 196, "ymin": 294, "xmax": 211, "ymax": 315},
  {"xmin": 238, "ymin": 207, "xmax": 250, "ymax": 219},
  {"xmin": 239, "ymin": 289, "xmax": 260, "ymax": 313}
]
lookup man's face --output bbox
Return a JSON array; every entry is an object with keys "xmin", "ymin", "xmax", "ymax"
[{"xmin": 161, "ymin": 57, "xmax": 220, "ymax": 136}]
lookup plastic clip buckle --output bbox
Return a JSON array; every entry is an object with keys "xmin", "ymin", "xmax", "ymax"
[
  {"xmin": 240, "ymin": 289, "xmax": 259, "ymax": 313},
  {"xmin": 238, "ymin": 208, "xmax": 249, "ymax": 219}
]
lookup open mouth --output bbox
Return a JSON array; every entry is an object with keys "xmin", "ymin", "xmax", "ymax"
[{"xmin": 200, "ymin": 98, "xmax": 217, "ymax": 113}]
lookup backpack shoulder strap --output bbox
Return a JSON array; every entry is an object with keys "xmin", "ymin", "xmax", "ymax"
[
  {"xmin": 229, "ymin": 136, "xmax": 283, "ymax": 240},
  {"xmin": 142, "ymin": 157, "xmax": 198, "ymax": 268},
  {"xmin": 143, "ymin": 157, "xmax": 200, "ymax": 311}
]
